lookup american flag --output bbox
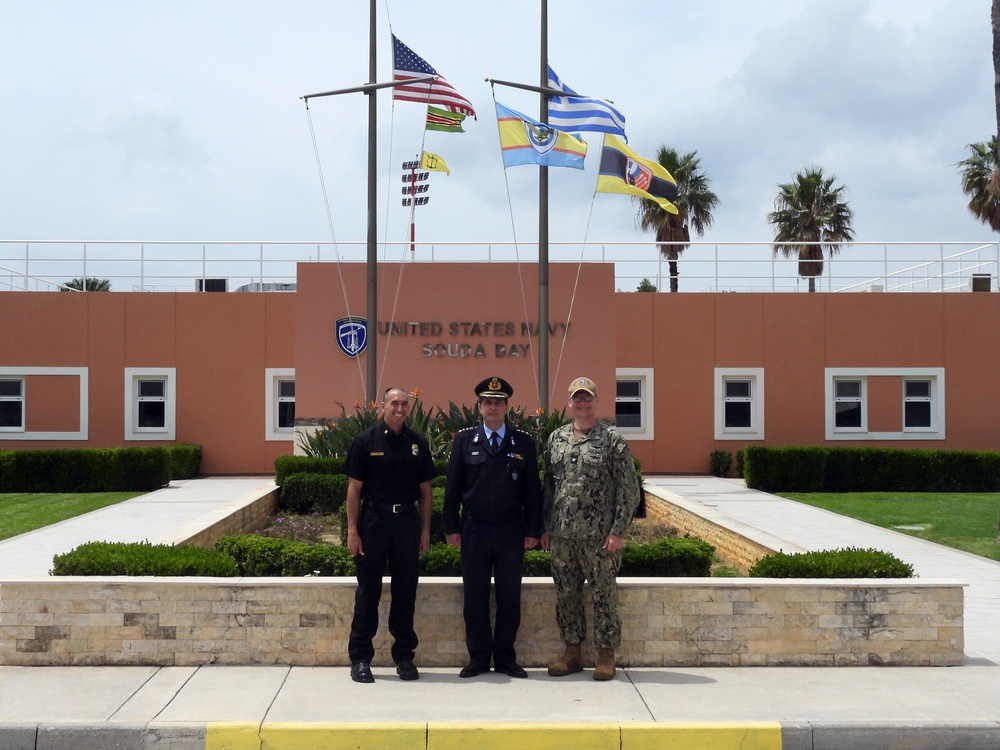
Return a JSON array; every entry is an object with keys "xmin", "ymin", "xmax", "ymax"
[{"xmin": 392, "ymin": 35, "xmax": 477, "ymax": 119}]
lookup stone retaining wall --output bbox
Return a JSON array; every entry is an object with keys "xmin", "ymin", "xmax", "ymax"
[
  {"xmin": 642, "ymin": 485, "xmax": 808, "ymax": 572},
  {"xmin": 0, "ymin": 577, "xmax": 964, "ymax": 667}
]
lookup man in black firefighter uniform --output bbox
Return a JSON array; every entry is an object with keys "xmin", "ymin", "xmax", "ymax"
[
  {"xmin": 444, "ymin": 376, "xmax": 542, "ymax": 678},
  {"xmin": 345, "ymin": 386, "xmax": 434, "ymax": 684}
]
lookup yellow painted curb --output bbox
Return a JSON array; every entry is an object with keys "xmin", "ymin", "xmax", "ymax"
[
  {"xmin": 620, "ymin": 721, "xmax": 783, "ymax": 750},
  {"xmin": 206, "ymin": 721, "xmax": 784, "ymax": 750},
  {"xmin": 205, "ymin": 722, "xmax": 261, "ymax": 750},
  {"xmin": 427, "ymin": 722, "xmax": 620, "ymax": 750}
]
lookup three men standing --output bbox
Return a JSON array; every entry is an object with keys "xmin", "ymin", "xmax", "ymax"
[
  {"xmin": 345, "ymin": 386, "xmax": 435, "ymax": 684},
  {"xmin": 444, "ymin": 377, "xmax": 542, "ymax": 678}
]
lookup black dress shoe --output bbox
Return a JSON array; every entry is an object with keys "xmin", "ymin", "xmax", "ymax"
[
  {"xmin": 459, "ymin": 661, "xmax": 489, "ymax": 678},
  {"xmin": 495, "ymin": 662, "xmax": 528, "ymax": 678},
  {"xmin": 350, "ymin": 661, "xmax": 374, "ymax": 683},
  {"xmin": 396, "ymin": 660, "xmax": 420, "ymax": 681}
]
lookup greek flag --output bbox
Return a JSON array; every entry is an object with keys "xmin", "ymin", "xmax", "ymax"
[{"xmin": 547, "ymin": 66, "xmax": 627, "ymax": 141}]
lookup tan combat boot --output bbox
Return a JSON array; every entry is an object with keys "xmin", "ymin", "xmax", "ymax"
[
  {"xmin": 547, "ymin": 642, "xmax": 584, "ymax": 677},
  {"xmin": 593, "ymin": 647, "xmax": 616, "ymax": 681}
]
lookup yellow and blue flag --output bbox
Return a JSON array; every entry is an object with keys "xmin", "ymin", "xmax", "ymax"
[
  {"xmin": 596, "ymin": 135, "xmax": 678, "ymax": 213},
  {"xmin": 496, "ymin": 102, "xmax": 587, "ymax": 169}
]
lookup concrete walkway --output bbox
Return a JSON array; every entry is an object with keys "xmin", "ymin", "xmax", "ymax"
[{"xmin": 0, "ymin": 475, "xmax": 998, "ymax": 750}]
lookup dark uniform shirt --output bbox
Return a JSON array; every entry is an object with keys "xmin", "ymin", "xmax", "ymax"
[
  {"xmin": 345, "ymin": 420, "xmax": 436, "ymax": 506},
  {"xmin": 443, "ymin": 423, "xmax": 542, "ymax": 537}
]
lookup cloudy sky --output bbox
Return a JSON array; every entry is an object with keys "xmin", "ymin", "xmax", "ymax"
[{"xmin": 2, "ymin": 0, "xmax": 997, "ymax": 251}]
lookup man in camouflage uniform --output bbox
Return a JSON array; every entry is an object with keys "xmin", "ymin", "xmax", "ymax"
[{"xmin": 541, "ymin": 376, "xmax": 641, "ymax": 681}]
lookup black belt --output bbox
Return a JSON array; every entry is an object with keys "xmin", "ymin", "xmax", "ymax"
[{"xmin": 366, "ymin": 501, "xmax": 417, "ymax": 514}]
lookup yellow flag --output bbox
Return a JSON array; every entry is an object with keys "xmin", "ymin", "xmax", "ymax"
[{"xmin": 421, "ymin": 151, "xmax": 450, "ymax": 176}]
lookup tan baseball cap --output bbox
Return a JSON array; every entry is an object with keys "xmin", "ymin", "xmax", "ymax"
[{"xmin": 567, "ymin": 376, "xmax": 597, "ymax": 398}]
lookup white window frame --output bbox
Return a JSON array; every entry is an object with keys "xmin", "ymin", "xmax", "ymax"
[
  {"xmin": 125, "ymin": 367, "xmax": 176, "ymax": 441},
  {"xmin": 714, "ymin": 368, "xmax": 765, "ymax": 441},
  {"xmin": 0, "ymin": 367, "xmax": 89, "ymax": 440},
  {"xmin": 824, "ymin": 368, "xmax": 945, "ymax": 441},
  {"xmin": 614, "ymin": 368, "xmax": 654, "ymax": 440},
  {"xmin": 265, "ymin": 368, "xmax": 295, "ymax": 441}
]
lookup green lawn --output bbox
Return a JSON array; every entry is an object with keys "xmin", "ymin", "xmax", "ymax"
[
  {"xmin": 0, "ymin": 493, "xmax": 143, "ymax": 541},
  {"xmin": 779, "ymin": 492, "xmax": 1000, "ymax": 562}
]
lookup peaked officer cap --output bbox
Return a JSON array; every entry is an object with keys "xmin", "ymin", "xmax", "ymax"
[{"xmin": 476, "ymin": 376, "xmax": 513, "ymax": 399}]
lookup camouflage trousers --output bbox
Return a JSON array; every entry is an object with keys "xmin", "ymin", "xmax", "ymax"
[{"xmin": 549, "ymin": 536, "xmax": 623, "ymax": 650}]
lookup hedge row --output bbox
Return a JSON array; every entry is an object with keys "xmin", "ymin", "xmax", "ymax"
[
  {"xmin": 50, "ymin": 535, "xmax": 914, "ymax": 579},
  {"xmin": 51, "ymin": 541, "xmax": 237, "ymax": 576},
  {"xmin": 748, "ymin": 548, "xmax": 914, "ymax": 578},
  {"xmin": 743, "ymin": 445, "xmax": 1000, "ymax": 493},
  {"xmin": 421, "ymin": 536, "xmax": 715, "ymax": 577},
  {"xmin": 0, "ymin": 444, "xmax": 201, "ymax": 492}
]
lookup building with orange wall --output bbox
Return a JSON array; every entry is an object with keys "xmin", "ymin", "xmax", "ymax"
[{"xmin": 2, "ymin": 261, "xmax": 998, "ymax": 475}]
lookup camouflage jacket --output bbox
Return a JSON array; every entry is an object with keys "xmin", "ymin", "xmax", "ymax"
[{"xmin": 542, "ymin": 421, "xmax": 641, "ymax": 539}]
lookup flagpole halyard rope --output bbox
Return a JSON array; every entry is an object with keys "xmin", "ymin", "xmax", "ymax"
[
  {"xmin": 305, "ymin": 102, "xmax": 366, "ymax": 396},
  {"xmin": 491, "ymin": 84, "xmax": 541, "ymax": 406},
  {"xmin": 551, "ymin": 187, "xmax": 597, "ymax": 396}
]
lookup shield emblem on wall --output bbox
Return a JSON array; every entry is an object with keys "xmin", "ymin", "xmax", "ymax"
[{"xmin": 336, "ymin": 316, "xmax": 367, "ymax": 358}]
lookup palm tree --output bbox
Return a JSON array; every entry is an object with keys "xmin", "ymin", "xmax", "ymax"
[
  {"xmin": 61, "ymin": 277, "xmax": 112, "ymax": 292},
  {"xmin": 958, "ymin": 138, "xmax": 1000, "ymax": 231},
  {"xmin": 767, "ymin": 167, "xmax": 855, "ymax": 292},
  {"xmin": 635, "ymin": 147, "xmax": 718, "ymax": 293}
]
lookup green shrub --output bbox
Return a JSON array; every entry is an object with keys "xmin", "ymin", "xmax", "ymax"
[
  {"xmin": 274, "ymin": 455, "xmax": 344, "ymax": 486},
  {"xmin": 419, "ymin": 536, "xmax": 714, "ymax": 577},
  {"xmin": 710, "ymin": 449, "xmax": 732, "ymax": 477},
  {"xmin": 111, "ymin": 447, "xmax": 171, "ymax": 491},
  {"xmin": 169, "ymin": 444, "xmax": 202, "ymax": 479},
  {"xmin": 745, "ymin": 446, "xmax": 1000, "ymax": 493},
  {"xmin": 743, "ymin": 446, "xmax": 826, "ymax": 492},
  {"xmin": 421, "ymin": 542, "xmax": 461, "ymax": 575},
  {"xmin": 50, "ymin": 541, "xmax": 239, "ymax": 576},
  {"xmin": 735, "ymin": 448, "xmax": 746, "ymax": 478},
  {"xmin": 214, "ymin": 534, "xmax": 354, "ymax": 576},
  {"xmin": 748, "ymin": 547, "xmax": 915, "ymax": 578},
  {"xmin": 620, "ymin": 536, "xmax": 715, "ymax": 577},
  {"xmin": 0, "ymin": 447, "xmax": 171, "ymax": 492},
  {"xmin": 280, "ymin": 473, "xmax": 348, "ymax": 514},
  {"xmin": 523, "ymin": 548, "xmax": 552, "ymax": 576}
]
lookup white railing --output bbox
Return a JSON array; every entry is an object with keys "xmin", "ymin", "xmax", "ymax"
[{"xmin": 0, "ymin": 240, "xmax": 997, "ymax": 293}]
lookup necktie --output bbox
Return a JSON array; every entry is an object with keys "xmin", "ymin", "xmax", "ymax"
[{"xmin": 490, "ymin": 432, "xmax": 500, "ymax": 451}]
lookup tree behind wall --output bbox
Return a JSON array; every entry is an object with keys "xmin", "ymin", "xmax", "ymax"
[
  {"xmin": 767, "ymin": 167, "xmax": 854, "ymax": 293},
  {"xmin": 61, "ymin": 277, "xmax": 112, "ymax": 292},
  {"xmin": 635, "ymin": 147, "xmax": 718, "ymax": 293}
]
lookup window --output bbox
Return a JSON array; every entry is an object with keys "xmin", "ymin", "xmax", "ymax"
[
  {"xmin": 277, "ymin": 379, "xmax": 296, "ymax": 429},
  {"xmin": 0, "ymin": 367, "xmax": 88, "ymax": 440},
  {"xmin": 0, "ymin": 378, "xmax": 24, "ymax": 431},
  {"xmin": 825, "ymin": 368, "xmax": 945, "ymax": 441},
  {"xmin": 723, "ymin": 379, "xmax": 752, "ymax": 429},
  {"xmin": 834, "ymin": 378, "xmax": 865, "ymax": 430},
  {"xmin": 137, "ymin": 379, "xmax": 167, "ymax": 428},
  {"xmin": 614, "ymin": 368, "xmax": 653, "ymax": 440},
  {"xmin": 265, "ymin": 368, "xmax": 295, "ymax": 441},
  {"xmin": 903, "ymin": 379, "xmax": 933, "ymax": 430},
  {"xmin": 714, "ymin": 368, "xmax": 764, "ymax": 440},
  {"xmin": 125, "ymin": 368, "xmax": 176, "ymax": 440}
]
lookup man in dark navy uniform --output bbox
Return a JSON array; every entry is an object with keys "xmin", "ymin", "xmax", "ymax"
[
  {"xmin": 443, "ymin": 376, "xmax": 542, "ymax": 678},
  {"xmin": 345, "ymin": 386, "xmax": 435, "ymax": 684}
]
